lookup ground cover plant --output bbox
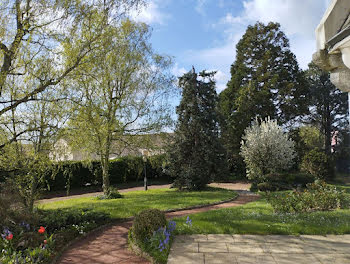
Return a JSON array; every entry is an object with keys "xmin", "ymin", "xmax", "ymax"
[
  {"xmin": 173, "ymin": 192, "xmax": 350, "ymax": 236},
  {"xmin": 40, "ymin": 187, "xmax": 238, "ymax": 219},
  {"xmin": 266, "ymin": 180, "xmax": 349, "ymax": 213}
]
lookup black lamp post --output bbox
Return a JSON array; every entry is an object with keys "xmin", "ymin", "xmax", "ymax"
[{"xmin": 142, "ymin": 154, "xmax": 148, "ymax": 191}]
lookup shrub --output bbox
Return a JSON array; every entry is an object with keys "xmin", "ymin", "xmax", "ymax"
[
  {"xmin": 301, "ymin": 149, "xmax": 334, "ymax": 180},
  {"xmin": 240, "ymin": 118, "xmax": 296, "ymax": 183},
  {"xmin": 257, "ymin": 172, "xmax": 315, "ymax": 191},
  {"xmin": 266, "ymin": 180, "xmax": 345, "ymax": 213},
  {"xmin": 132, "ymin": 209, "xmax": 166, "ymax": 244},
  {"xmin": 257, "ymin": 182, "xmax": 277, "ymax": 192},
  {"xmin": 97, "ymin": 187, "xmax": 123, "ymax": 200}
]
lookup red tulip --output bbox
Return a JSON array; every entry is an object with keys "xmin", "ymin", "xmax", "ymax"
[
  {"xmin": 6, "ymin": 233, "xmax": 13, "ymax": 240},
  {"xmin": 44, "ymin": 239, "xmax": 47, "ymax": 244},
  {"xmin": 38, "ymin": 226, "xmax": 45, "ymax": 234}
]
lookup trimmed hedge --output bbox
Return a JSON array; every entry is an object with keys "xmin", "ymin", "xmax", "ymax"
[
  {"xmin": 45, "ymin": 155, "xmax": 170, "ymax": 192},
  {"xmin": 0, "ymin": 155, "xmax": 170, "ymax": 193}
]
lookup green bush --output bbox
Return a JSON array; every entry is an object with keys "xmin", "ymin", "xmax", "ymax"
[
  {"xmin": 132, "ymin": 209, "xmax": 166, "ymax": 243},
  {"xmin": 40, "ymin": 155, "xmax": 170, "ymax": 193},
  {"xmin": 258, "ymin": 172, "xmax": 315, "ymax": 191},
  {"xmin": 97, "ymin": 186, "xmax": 123, "ymax": 200},
  {"xmin": 266, "ymin": 180, "xmax": 346, "ymax": 213},
  {"xmin": 301, "ymin": 149, "xmax": 334, "ymax": 180},
  {"xmin": 257, "ymin": 182, "xmax": 277, "ymax": 192}
]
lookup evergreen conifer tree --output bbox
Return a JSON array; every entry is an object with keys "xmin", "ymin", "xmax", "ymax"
[
  {"xmin": 169, "ymin": 68, "xmax": 227, "ymax": 190},
  {"xmin": 306, "ymin": 63, "xmax": 348, "ymax": 156},
  {"xmin": 219, "ymin": 22, "xmax": 309, "ymax": 176}
]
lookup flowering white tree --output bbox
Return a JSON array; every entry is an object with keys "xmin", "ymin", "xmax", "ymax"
[{"xmin": 240, "ymin": 118, "xmax": 296, "ymax": 181}]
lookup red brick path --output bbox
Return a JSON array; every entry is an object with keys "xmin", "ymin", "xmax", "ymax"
[{"xmin": 57, "ymin": 185, "xmax": 258, "ymax": 264}]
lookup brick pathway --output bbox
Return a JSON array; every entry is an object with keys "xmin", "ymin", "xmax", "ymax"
[
  {"xmin": 56, "ymin": 184, "xmax": 257, "ymax": 264},
  {"xmin": 168, "ymin": 234, "xmax": 350, "ymax": 264}
]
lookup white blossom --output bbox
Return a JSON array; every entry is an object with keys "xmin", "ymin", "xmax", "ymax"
[{"xmin": 240, "ymin": 117, "xmax": 296, "ymax": 181}]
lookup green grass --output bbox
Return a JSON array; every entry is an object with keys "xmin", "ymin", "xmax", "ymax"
[
  {"xmin": 39, "ymin": 187, "xmax": 238, "ymax": 219},
  {"xmin": 174, "ymin": 198, "xmax": 350, "ymax": 235},
  {"xmin": 333, "ymin": 183, "xmax": 350, "ymax": 193}
]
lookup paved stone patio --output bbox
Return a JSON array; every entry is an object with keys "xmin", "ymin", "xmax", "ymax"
[{"xmin": 168, "ymin": 234, "xmax": 350, "ymax": 264}]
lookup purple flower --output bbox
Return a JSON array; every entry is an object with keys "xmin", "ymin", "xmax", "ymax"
[
  {"xmin": 167, "ymin": 221, "xmax": 176, "ymax": 233},
  {"xmin": 20, "ymin": 221, "xmax": 30, "ymax": 231},
  {"xmin": 186, "ymin": 216, "xmax": 192, "ymax": 226}
]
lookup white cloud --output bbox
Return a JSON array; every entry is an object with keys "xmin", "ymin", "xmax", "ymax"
[
  {"xmin": 212, "ymin": 70, "xmax": 228, "ymax": 93},
  {"xmin": 226, "ymin": 0, "xmax": 331, "ymax": 69},
  {"xmin": 213, "ymin": 70, "xmax": 227, "ymax": 82},
  {"xmin": 241, "ymin": 0, "xmax": 329, "ymax": 38},
  {"xmin": 195, "ymin": 0, "xmax": 207, "ymax": 16},
  {"xmin": 130, "ymin": 0, "xmax": 169, "ymax": 25},
  {"xmin": 184, "ymin": 42, "xmax": 235, "ymax": 69},
  {"xmin": 171, "ymin": 63, "xmax": 187, "ymax": 77}
]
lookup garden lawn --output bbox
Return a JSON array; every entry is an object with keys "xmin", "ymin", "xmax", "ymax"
[
  {"xmin": 39, "ymin": 187, "xmax": 237, "ymax": 219},
  {"xmin": 174, "ymin": 198, "xmax": 350, "ymax": 235}
]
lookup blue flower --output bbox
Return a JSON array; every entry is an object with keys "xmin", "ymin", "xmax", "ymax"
[
  {"xmin": 167, "ymin": 221, "xmax": 176, "ymax": 232},
  {"xmin": 186, "ymin": 216, "xmax": 192, "ymax": 226}
]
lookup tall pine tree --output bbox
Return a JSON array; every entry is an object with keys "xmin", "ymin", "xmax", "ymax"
[
  {"xmin": 219, "ymin": 22, "xmax": 309, "ymax": 177},
  {"xmin": 169, "ymin": 68, "xmax": 227, "ymax": 190}
]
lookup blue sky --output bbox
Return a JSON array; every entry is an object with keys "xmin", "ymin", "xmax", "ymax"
[{"xmin": 132, "ymin": 0, "xmax": 332, "ymax": 93}]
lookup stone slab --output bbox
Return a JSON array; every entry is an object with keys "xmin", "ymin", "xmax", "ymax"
[
  {"xmin": 167, "ymin": 252, "xmax": 204, "ymax": 264},
  {"xmin": 204, "ymin": 253, "xmax": 238, "ymax": 264},
  {"xmin": 199, "ymin": 242, "xmax": 228, "ymax": 253},
  {"xmin": 168, "ymin": 235, "xmax": 350, "ymax": 264}
]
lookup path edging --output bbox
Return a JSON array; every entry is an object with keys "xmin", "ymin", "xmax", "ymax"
[{"xmin": 51, "ymin": 191, "xmax": 249, "ymax": 264}]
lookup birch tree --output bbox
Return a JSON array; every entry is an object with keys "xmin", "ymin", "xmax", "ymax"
[
  {"xmin": 0, "ymin": 0, "xmax": 143, "ymax": 148},
  {"xmin": 68, "ymin": 20, "xmax": 174, "ymax": 196}
]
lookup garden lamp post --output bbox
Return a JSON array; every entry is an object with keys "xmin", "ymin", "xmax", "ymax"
[{"xmin": 142, "ymin": 150, "xmax": 149, "ymax": 191}]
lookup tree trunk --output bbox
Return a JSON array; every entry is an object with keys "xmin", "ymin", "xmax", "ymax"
[
  {"xmin": 28, "ymin": 174, "xmax": 38, "ymax": 213},
  {"xmin": 101, "ymin": 155, "xmax": 110, "ymax": 196},
  {"xmin": 324, "ymin": 105, "xmax": 332, "ymax": 156}
]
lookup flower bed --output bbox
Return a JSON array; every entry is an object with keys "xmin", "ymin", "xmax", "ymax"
[{"xmin": 0, "ymin": 209, "xmax": 111, "ymax": 264}]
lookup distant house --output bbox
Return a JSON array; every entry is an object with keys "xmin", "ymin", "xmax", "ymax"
[
  {"xmin": 49, "ymin": 133, "xmax": 173, "ymax": 162},
  {"xmin": 331, "ymin": 131, "xmax": 339, "ymax": 153}
]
